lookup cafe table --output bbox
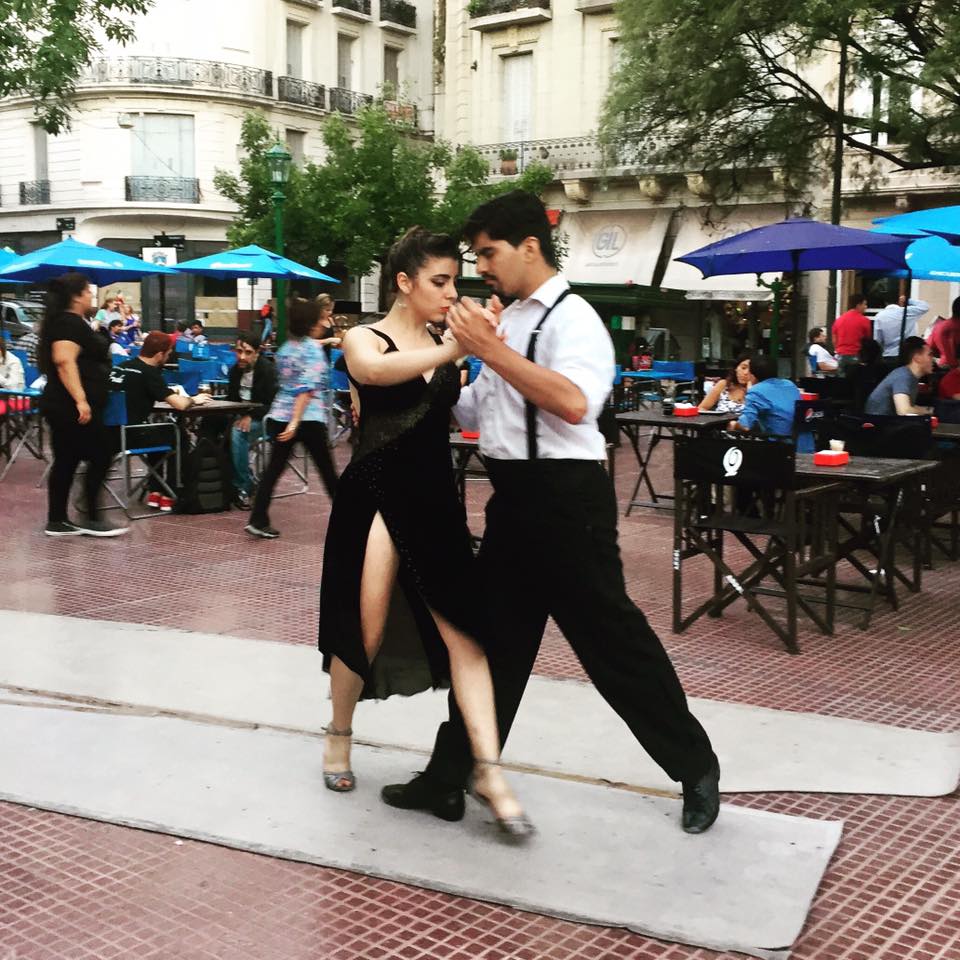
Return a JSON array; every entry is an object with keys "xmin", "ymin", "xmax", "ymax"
[
  {"xmin": 794, "ymin": 453, "xmax": 937, "ymax": 629},
  {"xmin": 616, "ymin": 409, "xmax": 730, "ymax": 515}
]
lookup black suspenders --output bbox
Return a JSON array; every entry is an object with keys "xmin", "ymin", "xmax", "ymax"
[{"xmin": 524, "ymin": 288, "xmax": 571, "ymax": 460}]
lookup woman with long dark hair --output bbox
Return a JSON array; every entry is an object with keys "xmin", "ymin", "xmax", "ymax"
[
  {"xmin": 317, "ymin": 228, "xmax": 531, "ymax": 839},
  {"xmin": 244, "ymin": 298, "xmax": 339, "ymax": 538},
  {"xmin": 40, "ymin": 272, "xmax": 126, "ymax": 537},
  {"xmin": 699, "ymin": 353, "xmax": 754, "ymax": 416}
]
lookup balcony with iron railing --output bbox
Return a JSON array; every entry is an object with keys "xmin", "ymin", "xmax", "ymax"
[
  {"xmin": 125, "ymin": 176, "xmax": 200, "ymax": 203},
  {"xmin": 329, "ymin": 87, "xmax": 374, "ymax": 116},
  {"xmin": 278, "ymin": 77, "xmax": 326, "ymax": 109},
  {"xmin": 19, "ymin": 180, "xmax": 50, "ymax": 205},
  {"xmin": 380, "ymin": 0, "xmax": 416, "ymax": 30},
  {"xmin": 468, "ymin": 0, "xmax": 552, "ymax": 30},
  {"xmin": 332, "ymin": 0, "xmax": 372, "ymax": 21},
  {"xmin": 79, "ymin": 57, "xmax": 274, "ymax": 98}
]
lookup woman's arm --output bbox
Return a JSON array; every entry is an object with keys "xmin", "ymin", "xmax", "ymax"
[
  {"xmin": 699, "ymin": 378, "xmax": 727, "ymax": 411},
  {"xmin": 276, "ymin": 391, "xmax": 312, "ymax": 442},
  {"xmin": 51, "ymin": 340, "xmax": 91, "ymax": 424},
  {"xmin": 343, "ymin": 327, "xmax": 460, "ymax": 387}
]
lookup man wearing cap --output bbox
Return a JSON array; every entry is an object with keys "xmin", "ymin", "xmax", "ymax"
[{"xmin": 111, "ymin": 332, "xmax": 211, "ymax": 511}]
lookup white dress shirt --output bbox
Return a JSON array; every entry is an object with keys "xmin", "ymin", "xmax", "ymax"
[
  {"xmin": 873, "ymin": 299, "xmax": 929, "ymax": 358},
  {"xmin": 454, "ymin": 274, "xmax": 615, "ymax": 460}
]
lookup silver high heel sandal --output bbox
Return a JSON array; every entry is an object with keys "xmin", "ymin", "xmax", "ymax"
[
  {"xmin": 469, "ymin": 760, "xmax": 535, "ymax": 842},
  {"xmin": 323, "ymin": 724, "xmax": 356, "ymax": 792}
]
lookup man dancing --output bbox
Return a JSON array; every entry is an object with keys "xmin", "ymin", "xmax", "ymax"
[{"xmin": 382, "ymin": 191, "xmax": 720, "ymax": 834}]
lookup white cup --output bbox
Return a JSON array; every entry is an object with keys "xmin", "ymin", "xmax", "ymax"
[{"xmin": 829, "ymin": 439, "xmax": 845, "ymax": 452}]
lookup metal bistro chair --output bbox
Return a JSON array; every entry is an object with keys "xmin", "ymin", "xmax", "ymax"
[
  {"xmin": 100, "ymin": 390, "xmax": 181, "ymax": 520},
  {"xmin": 673, "ymin": 434, "xmax": 841, "ymax": 654}
]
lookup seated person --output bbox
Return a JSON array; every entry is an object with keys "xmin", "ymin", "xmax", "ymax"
[
  {"xmin": 729, "ymin": 354, "xmax": 806, "ymax": 448},
  {"xmin": 807, "ymin": 327, "xmax": 838, "ymax": 374},
  {"xmin": 185, "ymin": 320, "xmax": 208, "ymax": 346},
  {"xmin": 0, "ymin": 338, "xmax": 25, "ymax": 391},
  {"xmin": 864, "ymin": 336, "xmax": 934, "ymax": 417},
  {"xmin": 111, "ymin": 331, "xmax": 212, "ymax": 510},
  {"xmin": 927, "ymin": 296, "xmax": 960, "ymax": 369},
  {"xmin": 106, "ymin": 318, "xmax": 130, "ymax": 359},
  {"xmin": 227, "ymin": 332, "xmax": 279, "ymax": 509},
  {"xmin": 699, "ymin": 354, "xmax": 754, "ymax": 416},
  {"xmin": 938, "ymin": 365, "xmax": 960, "ymax": 402}
]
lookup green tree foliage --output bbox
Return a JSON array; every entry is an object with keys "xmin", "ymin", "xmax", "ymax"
[
  {"xmin": 214, "ymin": 108, "xmax": 554, "ymax": 279},
  {"xmin": 602, "ymin": 1, "xmax": 960, "ymax": 191},
  {"xmin": 0, "ymin": 0, "xmax": 152, "ymax": 133}
]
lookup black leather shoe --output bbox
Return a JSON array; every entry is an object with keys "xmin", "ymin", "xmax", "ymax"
[
  {"xmin": 682, "ymin": 756, "xmax": 721, "ymax": 834},
  {"xmin": 381, "ymin": 772, "xmax": 465, "ymax": 822}
]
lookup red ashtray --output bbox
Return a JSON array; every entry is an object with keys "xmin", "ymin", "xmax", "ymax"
[
  {"xmin": 813, "ymin": 450, "xmax": 849, "ymax": 466},
  {"xmin": 673, "ymin": 405, "xmax": 700, "ymax": 417},
  {"xmin": 461, "ymin": 430, "xmax": 480, "ymax": 440},
  {"xmin": 799, "ymin": 391, "xmax": 819, "ymax": 401},
  {"xmin": 931, "ymin": 416, "xmax": 940, "ymax": 428}
]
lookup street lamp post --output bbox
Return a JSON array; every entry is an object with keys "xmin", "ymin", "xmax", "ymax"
[{"xmin": 266, "ymin": 142, "xmax": 292, "ymax": 345}]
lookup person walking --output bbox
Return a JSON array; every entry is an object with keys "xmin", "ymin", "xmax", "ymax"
[
  {"xmin": 317, "ymin": 227, "xmax": 531, "ymax": 839},
  {"xmin": 40, "ymin": 272, "xmax": 127, "ymax": 537},
  {"xmin": 381, "ymin": 192, "xmax": 720, "ymax": 835},
  {"xmin": 245, "ymin": 299, "xmax": 339, "ymax": 538}
]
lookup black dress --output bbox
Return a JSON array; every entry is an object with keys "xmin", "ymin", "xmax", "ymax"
[{"xmin": 318, "ymin": 329, "xmax": 482, "ymax": 700}]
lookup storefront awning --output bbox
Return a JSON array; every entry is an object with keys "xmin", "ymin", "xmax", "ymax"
[
  {"xmin": 563, "ymin": 209, "xmax": 672, "ymax": 286},
  {"xmin": 661, "ymin": 205, "xmax": 793, "ymax": 300}
]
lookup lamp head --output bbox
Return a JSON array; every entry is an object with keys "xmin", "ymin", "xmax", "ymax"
[{"xmin": 266, "ymin": 142, "xmax": 292, "ymax": 185}]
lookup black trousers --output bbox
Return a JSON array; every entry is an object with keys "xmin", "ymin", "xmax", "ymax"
[
  {"xmin": 249, "ymin": 420, "xmax": 338, "ymax": 525},
  {"xmin": 45, "ymin": 410, "xmax": 112, "ymax": 523},
  {"xmin": 424, "ymin": 458, "xmax": 715, "ymax": 789}
]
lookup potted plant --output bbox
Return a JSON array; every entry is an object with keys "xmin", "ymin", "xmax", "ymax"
[{"xmin": 499, "ymin": 148, "xmax": 518, "ymax": 175}]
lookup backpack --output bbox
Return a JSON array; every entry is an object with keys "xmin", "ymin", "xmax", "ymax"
[{"xmin": 176, "ymin": 436, "xmax": 233, "ymax": 514}]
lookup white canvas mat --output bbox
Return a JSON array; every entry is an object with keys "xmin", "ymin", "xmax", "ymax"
[
  {"xmin": 0, "ymin": 701, "xmax": 841, "ymax": 959},
  {"xmin": 3, "ymin": 611, "xmax": 958, "ymax": 796}
]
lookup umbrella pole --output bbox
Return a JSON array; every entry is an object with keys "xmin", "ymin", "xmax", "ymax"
[{"xmin": 899, "ymin": 268, "xmax": 912, "ymax": 354}]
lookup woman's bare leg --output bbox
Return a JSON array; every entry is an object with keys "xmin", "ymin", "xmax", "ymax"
[
  {"xmin": 429, "ymin": 608, "xmax": 524, "ymax": 821},
  {"xmin": 324, "ymin": 512, "xmax": 399, "ymax": 780}
]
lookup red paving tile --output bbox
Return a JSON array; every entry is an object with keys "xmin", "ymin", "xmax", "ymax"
[{"xmin": 0, "ymin": 436, "xmax": 958, "ymax": 959}]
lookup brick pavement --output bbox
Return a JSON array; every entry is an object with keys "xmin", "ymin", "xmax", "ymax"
[{"xmin": 0, "ymin": 437, "xmax": 958, "ymax": 959}]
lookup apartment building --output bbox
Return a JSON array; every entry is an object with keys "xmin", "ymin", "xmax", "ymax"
[
  {"xmin": 437, "ymin": 0, "xmax": 960, "ymax": 360},
  {"xmin": 0, "ymin": 0, "xmax": 432, "ymax": 324}
]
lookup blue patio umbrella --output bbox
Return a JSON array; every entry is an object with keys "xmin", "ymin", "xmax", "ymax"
[
  {"xmin": 174, "ymin": 244, "xmax": 338, "ymax": 282},
  {"xmin": 0, "ymin": 247, "xmax": 27, "ymax": 285},
  {"xmin": 873, "ymin": 206, "xmax": 960, "ymax": 243},
  {"xmin": 0, "ymin": 237, "xmax": 178, "ymax": 285},
  {"xmin": 675, "ymin": 218, "xmax": 914, "ymax": 358},
  {"xmin": 892, "ymin": 236, "xmax": 960, "ymax": 282}
]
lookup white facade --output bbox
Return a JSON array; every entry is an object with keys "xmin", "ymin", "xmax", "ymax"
[{"xmin": 0, "ymin": 0, "xmax": 432, "ymax": 320}]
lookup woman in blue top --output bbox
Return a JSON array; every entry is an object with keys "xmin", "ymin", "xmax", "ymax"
[{"xmin": 245, "ymin": 299, "xmax": 339, "ymax": 538}]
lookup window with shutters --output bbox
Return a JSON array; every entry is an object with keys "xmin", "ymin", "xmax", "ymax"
[{"xmin": 501, "ymin": 53, "xmax": 533, "ymax": 143}]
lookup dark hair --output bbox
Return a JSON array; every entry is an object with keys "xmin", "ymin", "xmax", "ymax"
[
  {"xmin": 176, "ymin": 320, "xmax": 188, "ymax": 333},
  {"xmin": 288, "ymin": 297, "xmax": 322, "ymax": 338},
  {"xmin": 108, "ymin": 317, "xmax": 123, "ymax": 332},
  {"xmin": 385, "ymin": 227, "xmax": 460, "ymax": 293},
  {"xmin": 848, "ymin": 292, "xmax": 867, "ymax": 310},
  {"xmin": 749, "ymin": 354, "xmax": 778, "ymax": 382},
  {"xmin": 189, "ymin": 319, "xmax": 203, "ymax": 330},
  {"xmin": 463, "ymin": 190, "xmax": 557, "ymax": 268},
  {"xmin": 900, "ymin": 335, "xmax": 928, "ymax": 366},
  {"xmin": 39, "ymin": 272, "xmax": 90, "ymax": 375},
  {"xmin": 858, "ymin": 337, "xmax": 882, "ymax": 365},
  {"xmin": 726, "ymin": 352, "xmax": 752, "ymax": 387},
  {"xmin": 808, "ymin": 326, "xmax": 824, "ymax": 344},
  {"xmin": 237, "ymin": 331, "xmax": 261, "ymax": 352},
  {"xmin": 952, "ymin": 295, "xmax": 960, "ymax": 320}
]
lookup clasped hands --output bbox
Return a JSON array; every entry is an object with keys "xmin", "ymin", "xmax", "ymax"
[{"xmin": 443, "ymin": 296, "xmax": 506, "ymax": 361}]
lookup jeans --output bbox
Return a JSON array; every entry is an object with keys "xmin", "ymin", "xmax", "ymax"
[{"xmin": 230, "ymin": 418, "xmax": 263, "ymax": 494}]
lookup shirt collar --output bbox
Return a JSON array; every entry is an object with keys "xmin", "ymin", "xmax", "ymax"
[{"xmin": 526, "ymin": 273, "xmax": 569, "ymax": 309}]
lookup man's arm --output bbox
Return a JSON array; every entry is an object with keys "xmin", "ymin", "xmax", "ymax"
[
  {"xmin": 446, "ymin": 299, "xmax": 588, "ymax": 425},
  {"xmin": 892, "ymin": 393, "xmax": 931, "ymax": 416}
]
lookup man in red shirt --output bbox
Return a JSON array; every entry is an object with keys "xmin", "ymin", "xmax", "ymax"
[
  {"xmin": 927, "ymin": 296, "xmax": 960, "ymax": 368},
  {"xmin": 831, "ymin": 293, "xmax": 871, "ymax": 369}
]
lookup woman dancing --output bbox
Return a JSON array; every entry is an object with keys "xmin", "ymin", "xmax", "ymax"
[{"xmin": 317, "ymin": 228, "xmax": 531, "ymax": 839}]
